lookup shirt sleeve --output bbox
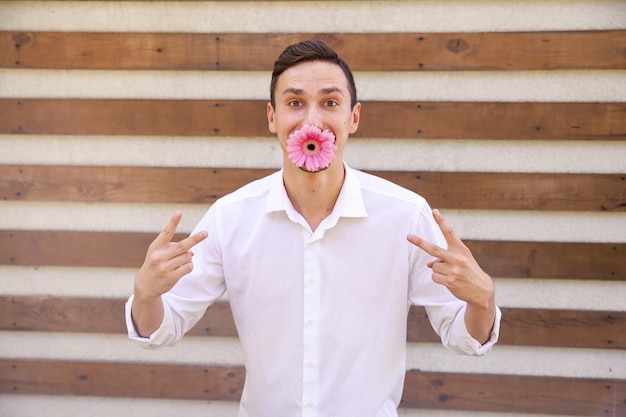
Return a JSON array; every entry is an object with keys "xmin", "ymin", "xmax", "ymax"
[
  {"xmin": 448, "ymin": 303, "xmax": 502, "ymax": 355},
  {"xmin": 124, "ymin": 206, "xmax": 227, "ymax": 348},
  {"xmin": 407, "ymin": 201, "xmax": 502, "ymax": 356},
  {"xmin": 124, "ymin": 295, "xmax": 180, "ymax": 348}
]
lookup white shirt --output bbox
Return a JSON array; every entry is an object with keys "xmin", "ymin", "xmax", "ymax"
[{"xmin": 126, "ymin": 164, "xmax": 501, "ymax": 417}]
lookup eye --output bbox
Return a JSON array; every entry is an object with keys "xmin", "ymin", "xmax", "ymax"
[
  {"xmin": 325, "ymin": 100, "xmax": 339, "ymax": 107},
  {"xmin": 288, "ymin": 100, "xmax": 301, "ymax": 107}
]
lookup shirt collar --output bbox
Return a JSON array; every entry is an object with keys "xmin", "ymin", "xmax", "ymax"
[
  {"xmin": 264, "ymin": 163, "xmax": 368, "ymax": 219},
  {"xmin": 333, "ymin": 163, "xmax": 368, "ymax": 218}
]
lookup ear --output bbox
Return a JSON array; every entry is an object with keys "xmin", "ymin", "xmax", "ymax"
[
  {"xmin": 267, "ymin": 102, "xmax": 277, "ymax": 134},
  {"xmin": 349, "ymin": 102, "xmax": 361, "ymax": 134}
]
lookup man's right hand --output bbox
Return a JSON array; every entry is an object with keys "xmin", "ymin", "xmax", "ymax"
[
  {"xmin": 135, "ymin": 211, "xmax": 208, "ymax": 298},
  {"xmin": 131, "ymin": 211, "xmax": 208, "ymax": 337}
]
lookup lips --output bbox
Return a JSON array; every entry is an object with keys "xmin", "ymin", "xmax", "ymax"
[{"xmin": 286, "ymin": 124, "xmax": 337, "ymax": 172}]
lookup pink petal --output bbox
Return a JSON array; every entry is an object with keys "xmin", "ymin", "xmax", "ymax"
[{"xmin": 286, "ymin": 124, "xmax": 336, "ymax": 171}]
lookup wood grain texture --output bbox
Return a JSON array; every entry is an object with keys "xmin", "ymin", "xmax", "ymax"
[
  {"xmin": 2, "ymin": 360, "xmax": 624, "ymax": 415},
  {"xmin": 2, "ymin": 296, "xmax": 624, "ymax": 349},
  {"xmin": 2, "ymin": 165, "xmax": 624, "ymax": 211},
  {"xmin": 400, "ymin": 370, "xmax": 626, "ymax": 416},
  {"xmin": 2, "ymin": 31, "xmax": 625, "ymax": 71},
  {"xmin": 2, "ymin": 3, "xmax": 624, "ymax": 417},
  {"xmin": 0, "ymin": 359, "xmax": 244, "ymax": 401},
  {"xmin": 1, "ymin": 231, "xmax": 623, "ymax": 280},
  {"xmin": 1, "ymin": 99, "xmax": 624, "ymax": 140}
]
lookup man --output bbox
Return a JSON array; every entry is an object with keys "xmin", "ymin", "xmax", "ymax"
[{"xmin": 126, "ymin": 40, "xmax": 501, "ymax": 417}]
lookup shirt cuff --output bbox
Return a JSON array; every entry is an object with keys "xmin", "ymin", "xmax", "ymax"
[
  {"xmin": 450, "ymin": 304, "xmax": 502, "ymax": 356},
  {"xmin": 124, "ymin": 295, "xmax": 171, "ymax": 347}
]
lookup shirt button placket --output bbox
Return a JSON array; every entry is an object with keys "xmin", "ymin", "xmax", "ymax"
[{"xmin": 302, "ymin": 238, "xmax": 321, "ymax": 416}]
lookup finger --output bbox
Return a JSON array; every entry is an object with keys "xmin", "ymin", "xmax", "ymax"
[
  {"xmin": 166, "ymin": 230, "xmax": 209, "ymax": 257},
  {"xmin": 183, "ymin": 230, "xmax": 208, "ymax": 250},
  {"xmin": 162, "ymin": 251, "xmax": 194, "ymax": 274},
  {"xmin": 432, "ymin": 209, "xmax": 461, "ymax": 248},
  {"xmin": 431, "ymin": 270, "xmax": 448, "ymax": 286},
  {"xmin": 431, "ymin": 259, "xmax": 450, "ymax": 276},
  {"xmin": 154, "ymin": 211, "xmax": 183, "ymax": 247},
  {"xmin": 174, "ymin": 261, "xmax": 194, "ymax": 277},
  {"xmin": 407, "ymin": 234, "xmax": 450, "ymax": 262},
  {"xmin": 427, "ymin": 258, "xmax": 444, "ymax": 269},
  {"xmin": 160, "ymin": 256, "xmax": 195, "ymax": 286}
]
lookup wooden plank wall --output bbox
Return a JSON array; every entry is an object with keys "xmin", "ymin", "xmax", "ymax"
[{"xmin": 1, "ymin": 1, "xmax": 625, "ymax": 416}]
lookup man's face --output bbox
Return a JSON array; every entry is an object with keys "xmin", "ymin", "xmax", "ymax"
[{"xmin": 267, "ymin": 60, "xmax": 360, "ymax": 171}]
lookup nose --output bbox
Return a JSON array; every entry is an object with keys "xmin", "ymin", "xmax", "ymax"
[{"xmin": 303, "ymin": 105, "xmax": 323, "ymax": 129}]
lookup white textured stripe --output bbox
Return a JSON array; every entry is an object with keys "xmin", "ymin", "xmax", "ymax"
[
  {"xmin": 0, "ymin": 395, "xmax": 578, "ymax": 417},
  {"xmin": 345, "ymin": 139, "xmax": 626, "ymax": 174},
  {"xmin": 2, "ymin": 396, "xmax": 239, "ymax": 417},
  {"xmin": 0, "ymin": 201, "xmax": 208, "ymax": 233},
  {"xmin": 1, "ymin": 201, "xmax": 623, "ymax": 243},
  {"xmin": 2, "ymin": 265, "xmax": 625, "ymax": 312},
  {"xmin": 405, "ymin": 343, "xmax": 626, "ymax": 379},
  {"xmin": 493, "ymin": 278, "xmax": 626, "ymax": 312},
  {"xmin": 1, "ymin": 1, "xmax": 624, "ymax": 33},
  {"xmin": 0, "ymin": 266, "xmax": 137, "ymax": 299},
  {"xmin": 0, "ymin": 70, "xmax": 270, "ymax": 101},
  {"xmin": 2, "ymin": 69, "xmax": 625, "ymax": 102},
  {"xmin": 357, "ymin": 71, "xmax": 626, "ymax": 103},
  {"xmin": 441, "ymin": 209, "xmax": 626, "ymax": 243},
  {"xmin": 2, "ymin": 135, "xmax": 625, "ymax": 174},
  {"xmin": 407, "ymin": 343, "xmax": 626, "ymax": 379},
  {"xmin": 1, "ymin": 332, "xmax": 624, "ymax": 379},
  {"xmin": 0, "ymin": 332, "xmax": 245, "ymax": 366},
  {"xmin": 0, "ymin": 136, "xmax": 284, "ymax": 169}
]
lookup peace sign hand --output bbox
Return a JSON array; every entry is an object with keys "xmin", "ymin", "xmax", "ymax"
[
  {"xmin": 407, "ymin": 209, "xmax": 494, "ymax": 310},
  {"xmin": 134, "ymin": 211, "xmax": 208, "ymax": 300}
]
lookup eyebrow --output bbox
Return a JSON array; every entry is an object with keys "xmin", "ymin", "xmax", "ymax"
[
  {"xmin": 281, "ymin": 88, "xmax": 304, "ymax": 97},
  {"xmin": 319, "ymin": 87, "xmax": 344, "ymax": 96},
  {"xmin": 281, "ymin": 87, "xmax": 345, "ymax": 97}
]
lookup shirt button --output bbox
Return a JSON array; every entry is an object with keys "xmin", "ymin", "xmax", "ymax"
[
  {"xmin": 307, "ymin": 362, "xmax": 315, "ymax": 368},
  {"xmin": 307, "ymin": 277, "xmax": 315, "ymax": 284},
  {"xmin": 307, "ymin": 319, "xmax": 315, "ymax": 325},
  {"xmin": 307, "ymin": 402, "xmax": 314, "ymax": 408}
]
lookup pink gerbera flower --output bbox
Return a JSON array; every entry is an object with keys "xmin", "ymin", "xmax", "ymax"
[{"xmin": 286, "ymin": 124, "xmax": 337, "ymax": 172}]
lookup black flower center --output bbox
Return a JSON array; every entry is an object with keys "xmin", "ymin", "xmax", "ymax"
[{"xmin": 307, "ymin": 143, "xmax": 317, "ymax": 151}]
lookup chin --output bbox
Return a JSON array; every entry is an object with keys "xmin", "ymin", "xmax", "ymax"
[
  {"xmin": 298, "ymin": 156, "xmax": 340, "ymax": 174},
  {"xmin": 298, "ymin": 165, "xmax": 331, "ymax": 174}
]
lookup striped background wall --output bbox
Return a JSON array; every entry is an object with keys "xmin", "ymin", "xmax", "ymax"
[{"xmin": 1, "ymin": 1, "xmax": 625, "ymax": 416}]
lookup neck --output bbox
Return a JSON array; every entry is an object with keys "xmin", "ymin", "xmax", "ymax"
[{"xmin": 283, "ymin": 160, "xmax": 345, "ymax": 231}]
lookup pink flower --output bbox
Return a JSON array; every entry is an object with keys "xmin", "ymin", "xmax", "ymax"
[{"xmin": 286, "ymin": 124, "xmax": 337, "ymax": 172}]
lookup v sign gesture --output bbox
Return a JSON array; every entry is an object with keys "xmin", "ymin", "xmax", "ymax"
[
  {"xmin": 407, "ymin": 209, "xmax": 497, "ymax": 344},
  {"xmin": 131, "ymin": 211, "xmax": 208, "ymax": 337}
]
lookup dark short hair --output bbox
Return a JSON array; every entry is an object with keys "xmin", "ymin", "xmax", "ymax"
[{"xmin": 270, "ymin": 40, "xmax": 357, "ymax": 109}]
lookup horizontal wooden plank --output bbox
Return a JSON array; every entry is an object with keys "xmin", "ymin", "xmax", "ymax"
[
  {"xmin": 0, "ymin": 296, "xmax": 234, "ymax": 338},
  {"xmin": 1, "ymin": 359, "xmax": 624, "ymax": 415},
  {"xmin": 1, "ymin": 99, "xmax": 624, "ymax": 140},
  {"xmin": 400, "ymin": 370, "xmax": 626, "ymax": 416},
  {"xmin": 0, "ymin": 360, "xmax": 243, "ymax": 402},
  {"xmin": 1, "ymin": 230, "xmax": 623, "ymax": 280},
  {"xmin": 2, "ymin": 296, "xmax": 624, "ymax": 349},
  {"xmin": 493, "ymin": 308, "xmax": 626, "ymax": 349},
  {"xmin": 2, "ymin": 165, "xmax": 623, "ymax": 211},
  {"xmin": 2, "ymin": 31, "xmax": 625, "ymax": 71},
  {"xmin": 379, "ymin": 171, "xmax": 626, "ymax": 212},
  {"xmin": 0, "ymin": 166, "xmax": 272, "ymax": 206},
  {"xmin": 466, "ymin": 240, "xmax": 624, "ymax": 281}
]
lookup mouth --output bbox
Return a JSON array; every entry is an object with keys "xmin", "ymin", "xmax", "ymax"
[
  {"xmin": 297, "ymin": 164, "xmax": 331, "ymax": 173},
  {"xmin": 286, "ymin": 124, "xmax": 337, "ymax": 172}
]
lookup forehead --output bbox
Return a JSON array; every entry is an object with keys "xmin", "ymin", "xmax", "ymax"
[{"xmin": 277, "ymin": 60, "xmax": 350, "ymax": 95}]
